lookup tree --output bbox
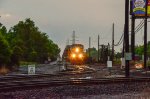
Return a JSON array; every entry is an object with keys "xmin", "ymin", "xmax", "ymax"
[
  {"xmin": 135, "ymin": 45, "xmax": 144, "ymax": 56},
  {"xmin": 8, "ymin": 18, "xmax": 60, "ymax": 64},
  {"xmin": 0, "ymin": 25, "xmax": 7, "ymax": 36},
  {"xmin": 0, "ymin": 32, "xmax": 12, "ymax": 67},
  {"xmin": 115, "ymin": 52, "xmax": 122, "ymax": 60}
]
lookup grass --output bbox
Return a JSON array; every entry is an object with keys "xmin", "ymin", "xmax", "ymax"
[{"xmin": 19, "ymin": 61, "xmax": 37, "ymax": 67}]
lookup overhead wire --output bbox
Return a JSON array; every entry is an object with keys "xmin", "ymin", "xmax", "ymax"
[
  {"xmin": 114, "ymin": 19, "xmax": 144, "ymax": 46},
  {"xmin": 134, "ymin": 20, "xmax": 144, "ymax": 33},
  {"xmin": 114, "ymin": 33, "xmax": 124, "ymax": 46}
]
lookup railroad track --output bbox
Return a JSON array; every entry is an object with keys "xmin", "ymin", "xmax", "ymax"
[
  {"xmin": 0, "ymin": 65, "xmax": 96, "ymax": 82},
  {"xmin": 0, "ymin": 71, "xmax": 94, "ymax": 82},
  {"xmin": 0, "ymin": 74, "xmax": 61, "ymax": 81},
  {"xmin": 0, "ymin": 77, "xmax": 150, "ymax": 92}
]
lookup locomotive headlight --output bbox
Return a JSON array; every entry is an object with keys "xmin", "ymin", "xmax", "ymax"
[
  {"xmin": 71, "ymin": 53, "xmax": 76, "ymax": 58},
  {"xmin": 75, "ymin": 48, "xmax": 79, "ymax": 53},
  {"xmin": 78, "ymin": 54, "xmax": 83, "ymax": 58}
]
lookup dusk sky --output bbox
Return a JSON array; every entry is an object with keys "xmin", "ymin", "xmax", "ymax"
[{"xmin": 0, "ymin": 0, "xmax": 150, "ymax": 55}]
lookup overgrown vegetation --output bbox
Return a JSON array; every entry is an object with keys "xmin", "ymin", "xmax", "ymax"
[{"xmin": 0, "ymin": 18, "xmax": 60, "ymax": 69}]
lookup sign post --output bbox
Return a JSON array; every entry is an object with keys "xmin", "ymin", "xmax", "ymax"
[
  {"xmin": 125, "ymin": 53, "xmax": 132, "ymax": 61},
  {"xmin": 107, "ymin": 61, "xmax": 112, "ymax": 75},
  {"xmin": 28, "ymin": 65, "xmax": 35, "ymax": 75},
  {"xmin": 121, "ymin": 58, "xmax": 125, "ymax": 69},
  {"xmin": 131, "ymin": 0, "xmax": 150, "ymax": 69},
  {"xmin": 148, "ymin": 0, "xmax": 150, "ymax": 15},
  {"xmin": 132, "ymin": 0, "xmax": 150, "ymax": 17}
]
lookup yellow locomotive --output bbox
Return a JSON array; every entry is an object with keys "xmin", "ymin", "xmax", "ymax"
[{"xmin": 62, "ymin": 44, "xmax": 87, "ymax": 65}]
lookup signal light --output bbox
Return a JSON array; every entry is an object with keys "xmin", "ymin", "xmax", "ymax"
[
  {"xmin": 75, "ymin": 48, "xmax": 79, "ymax": 53},
  {"xmin": 79, "ymin": 54, "xmax": 83, "ymax": 58},
  {"xmin": 71, "ymin": 53, "xmax": 76, "ymax": 58}
]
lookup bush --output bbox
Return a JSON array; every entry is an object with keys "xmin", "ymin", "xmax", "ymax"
[{"xmin": 113, "ymin": 59, "xmax": 121, "ymax": 65}]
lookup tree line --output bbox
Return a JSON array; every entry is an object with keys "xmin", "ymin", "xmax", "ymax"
[
  {"xmin": 0, "ymin": 18, "xmax": 60, "ymax": 69},
  {"xmin": 86, "ymin": 42, "xmax": 150, "ymax": 63}
]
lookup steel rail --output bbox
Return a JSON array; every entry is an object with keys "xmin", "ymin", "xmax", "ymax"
[{"xmin": 0, "ymin": 77, "xmax": 150, "ymax": 92}]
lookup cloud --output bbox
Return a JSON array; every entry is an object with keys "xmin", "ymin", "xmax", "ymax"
[
  {"xmin": 1, "ymin": 13, "xmax": 11, "ymax": 18},
  {"xmin": 0, "ymin": 0, "xmax": 149, "ymax": 54},
  {"xmin": 0, "ymin": 0, "xmax": 4, "ymax": 8}
]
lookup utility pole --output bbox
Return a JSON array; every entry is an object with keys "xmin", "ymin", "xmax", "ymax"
[
  {"xmin": 101, "ymin": 45, "xmax": 104, "ymax": 63},
  {"xmin": 98, "ymin": 35, "xmax": 100, "ymax": 62},
  {"xmin": 125, "ymin": 0, "xmax": 130, "ymax": 77},
  {"xmin": 144, "ymin": 0, "xmax": 148, "ymax": 69},
  {"xmin": 89, "ymin": 37, "xmax": 91, "ymax": 58},
  {"xmin": 112, "ymin": 23, "xmax": 114, "ymax": 62},
  {"xmin": 108, "ymin": 43, "xmax": 110, "ymax": 61},
  {"xmin": 122, "ymin": 39, "xmax": 125, "ymax": 57},
  {"xmin": 72, "ymin": 30, "xmax": 76, "ymax": 44},
  {"xmin": 122, "ymin": 25, "xmax": 125, "ymax": 58},
  {"xmin": 131, "ymin": 16, "xmax": 135, "ymax": 60}
]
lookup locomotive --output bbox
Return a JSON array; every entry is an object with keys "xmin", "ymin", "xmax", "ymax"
[{"xmin": 62, "ymin": 44, "xmax": 87, "ymax": 65}]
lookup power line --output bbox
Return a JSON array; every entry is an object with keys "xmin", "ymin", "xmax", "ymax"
[
  {"xmin": 114, "ymin": 19, "xmax": 145, "ymax": 47},
  {"xmin": 134, "ymin": 21, "xmax": 144, "ymax": 34},
  {"xmin": 135, "ymin": 19, "xmax": 144, "ymax": 31},
  {"xmin": 114, "ymin": 33, "xmax": 123, "ymax": 46}
]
